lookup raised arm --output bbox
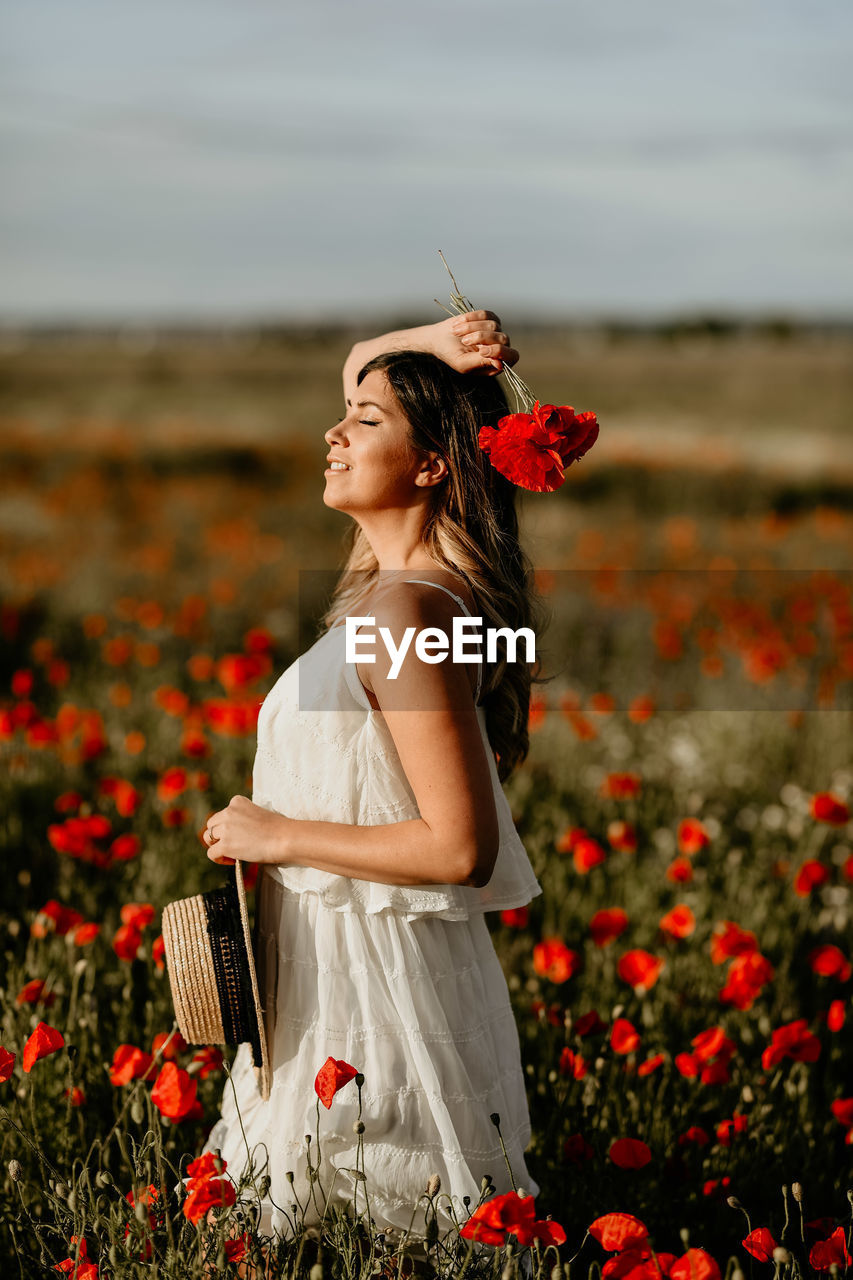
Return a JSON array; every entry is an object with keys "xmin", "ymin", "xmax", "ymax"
[{"xmin": 342, "ymin": 310, "xmax": 519, "ymax": 406}]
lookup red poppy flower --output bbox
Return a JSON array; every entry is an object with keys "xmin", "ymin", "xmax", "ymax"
[
  {"xmin": 808, "ymin": 944, "xmax": 851, "ymax": 981},
  {"xmin": 600, "ymin": 772, "xmax": 641, "ymax": 799},
  {"xmin": 217, "ymin": 652, "xmax": 270, "ymax": 693},
  {"xmin": 809, "ymin": 792, "xmax": 850, "ymax": 826},
  {"xmin": 31, "ymin": 900, "xmax": 84, "ymax": 938},
  {"xmin": 16, "ymin": 979, "xmax": 56, "ymax": 1008},
  {"xmin": 64, "ymin": 1086, "xmax": 86, "ymax": 1107},
  {"xmin": 761, "ymin": 1019, "xmax": 821, "ymax": 1071},
  {"xmin": 575, "ymin": 1009, "xmax": 606, "ymax": 1036},
  {"xmin": 603, "ymin": 1248, "xmax": 678, "ymax": 1279},
  {"xmin": 183, "ymin": 1175, "xmax": 236, "ymax": 1223},
  {"xmin": 809, "ymin": 1226, "xmax": 851, "ymax": 1270},
  {"xmin": 182, "ymin": 723, "xmax": 211, "ymax": 756},
  {"xmin": 678, "ymin": 1126, "xmax": 711, "ymax": 1147},
  {"xmin": 830, "ymin": 1098, "xmax": 853, "ymax": 1128},
  {"xmin": 590, "ymin": 908, "xmax": 628, "ymax": 947},
  {"xmin": 151, "ymin": 1062, "xmax": 198, "ymax": 1121},
  {"xmin": 666, "ymin": 857, "xmax": 694, "ymax": 883},
  {"xmin": 99, "ymin": 776, "xmax": 142, "ymax": 817},
  {"xmin": 559, "ymin": 1047, "xmax": 588, "ymax": 1079},
  {"xmin": 22, "ymin": 1022, "xmax": 65, "ymax": 1072},
  {"xmin": 826, "ymin": 1000, "xmax": 845, "ymax": 1032},
  {"xmin": 125, "ymin": 1182, "xmax": 162, "ymax": 1248},
  {"xmin": 186, "ymin": 1151, "xmax": 226, "ymax": 1180},
  {"xmin": 12, "ymin": 668, "xmax": 34, "ymax": 697},
  {"xmin": 617, "ymin": 949, "xmax": 664, "ymax": 992},
  {"xmin": 0, "ymin": 1046, "xmax": 16, "ymax": 1082},
  {"xmin": 659, "ymin": 904, "xmax": 695, "ymax": 940},
  {"xmin": 532, "ymin": 999, "xmax": 564, "ymax": 1027},
  {"xmin": 72, "ymin": 922, "xmax": 100, "ymax": 946},
  {"xmin": 533, "ymin": 938, "xmax": 581, "ymax": 983},
  {"xmin": 501, "ymin": 907, "xmax": 529, "ymax": 928},
  {"xmin": 573, "ymin": 837, "xmax": 607, "ymax": 873},
  {"xmin": 120, "ymin": 902, "xmax": 155, "ymax": 931},
  {"xmin": 611, "ymin": 1018, "xmax": 641, "ymax": 1055},
  {"xmin": 152, "ymin": 1030, "xmax": 187, "ymax": 1062},
  {"xmin": 225, "ymin": 1233, "xmax": 252, "ymax": 1263},
  {"xmin": 703, "ymin": 1176, "xmax": 731, "ymax": 1198},
  {"xmin": 155, "ymin": 685, "xmax": 190, "ymax": 716},
  {"xmin": 53, "ymin": 1236, "xmax": 98, "ymax": 1279},
  {"xmin": 157, "ymin": 766, "xmax": 188, "ymax": 802},
  {"xmin": 609, "ymin": 1137, "xmax": 651, "ymax": 1169},
  {"xmin": 637, "ymin": 1053, "xmax": 665, "ymax": 1077},
  {"xmin": 314, "ymin": 1056, "xmax": 358, "ymax": 1109},
  {"xmin": 110, "ymin": 834, "xmax": 141, "ymax": 862},
  {"xmin": 794, "ymin": 860, "xmax": 831, "ymax": 896},
  {"xmin": 152, "ymin": 935, "xmax": 166, "ymax": 970},
  {"xmin": 720, "ymin": 952, "xmax": 775, "ymax": 1010},
  {"xmin": 555, "ymin": 825, "xmax": 586, "ymax": 853},
  {"xmin": 190, "ymin": 1045, "xmax": 224, "ymax": 1078},
  {"xmin": 692, "ymin": 1026, "xmax": 736, "ymax": 1063},
  {"xmin": 607, "ymin": 820, "xmax": 638, "ymax": 852},
  {"xmin": 700, "ymin": 1059, "xmax": 732, "ymax": 1086},
  {"xmin": 113, "ymin": 923, "xmax": 143, "ymax": 962},
  {"xmin": 677, "ymin": 818, "xmax": 709, "ymax": 856},
  {"xmin": 589, "ymin": 1211, "xmax": 649, "ymax": 1251},
  {"xmin": 716, "ymin": 1114, "xmax": 748, "ymax": 1146},
  {"xmin": 478, "ymin": 402, "xmax": 599, "ymax": 492},
  {"xmin": 204, "ymin": 696, "xmax": 262, "ymax": 737},
  {"xmin": 110, "ymin": 1044, "xmax": 155, "ymax": 1086},
  {"xmin": 460, "ymin": 1190, "xmax": 566, "ymax": 1247},
  {"xmin": 742, "ymin": 1227, "xmax": 779, "ymax": 1262},
  {"xmin": 669, "ymin": 1249, "xmax": 721, "ymax": 1280}
]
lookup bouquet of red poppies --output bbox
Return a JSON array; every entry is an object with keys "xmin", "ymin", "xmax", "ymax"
[{"xmin": 437, "ymin": 252, "xmax": 600, "ymax": 493}]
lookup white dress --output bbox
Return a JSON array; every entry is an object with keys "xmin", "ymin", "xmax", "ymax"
[{"xmin": 203, "ymin": 579, "xmax": 543, "ymax": 1241}]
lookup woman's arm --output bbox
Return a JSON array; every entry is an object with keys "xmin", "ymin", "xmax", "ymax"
[
  {"xmin": 203, "ymin": 585, "xmax": 500, "ymax": 888},
  {"xmin": 342, "ymin": 310, "xmax": 519, "ymax": 406}
]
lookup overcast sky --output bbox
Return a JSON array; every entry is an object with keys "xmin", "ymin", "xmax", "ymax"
[{"xmin": 2, "ymin": 0, "xmax": 851, "ymax": 322}]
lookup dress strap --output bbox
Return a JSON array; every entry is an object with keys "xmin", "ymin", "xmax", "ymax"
[{"xmin": 403, "ymin": 579, "xmax": 482, "ymax": 704}]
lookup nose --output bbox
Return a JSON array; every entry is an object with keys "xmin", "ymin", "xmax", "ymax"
[{"xmin": 324, "ymin": 420, "xmax": 348, "ymax": 447}]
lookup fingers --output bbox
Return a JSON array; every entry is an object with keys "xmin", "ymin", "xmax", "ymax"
[
  {"xmin": 452, "ymin": 309, "xmax": 501, "ymax": 327},
  {"xmin": 477, "ymin": 342, "xmax": 519, "ymax": 367},
  {"xmin": 208, "ymin": 850, "xmax": 236, "ymax": 866},
  {"xmin": 460, "ymin": 329, "xmax": 510, "ymax": 348}
]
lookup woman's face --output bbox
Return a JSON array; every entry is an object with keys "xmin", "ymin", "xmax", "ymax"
[{"xmin": 323, "ymin": 369, "xmax": 441, "ymax": 515}]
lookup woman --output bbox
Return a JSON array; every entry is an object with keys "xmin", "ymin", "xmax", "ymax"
[{"xmin": 199, "ymin": 309, "xmax": 547, "ymax": 1254}]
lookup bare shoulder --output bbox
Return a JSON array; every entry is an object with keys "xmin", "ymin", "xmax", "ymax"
[
  {"xmin": 357, "ymin": 574, "xmax": 482, "ymax": 708},
  {"xmin": 369, "ymin": 570, "xmax": 478, "ymax": 619}
]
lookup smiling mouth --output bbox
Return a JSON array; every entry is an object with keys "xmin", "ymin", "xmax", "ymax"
[{"xmin": 326, "ymin": 462, "xmax": 352, "ymax": 472}]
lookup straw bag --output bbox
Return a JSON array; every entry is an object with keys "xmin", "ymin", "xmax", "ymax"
[{"xmin": 161, "ymin": 860, "xmax": 271, "ymax": 1100}]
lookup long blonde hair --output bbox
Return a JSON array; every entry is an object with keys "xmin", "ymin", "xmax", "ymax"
[{"xmin": 321, "ymin": 350, "xmax": 552, "ymax": 782}]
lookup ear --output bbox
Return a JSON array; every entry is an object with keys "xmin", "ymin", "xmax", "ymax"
[{"xmin": 414, "ymin": 451, "xmax": 449, "ymax": 488}]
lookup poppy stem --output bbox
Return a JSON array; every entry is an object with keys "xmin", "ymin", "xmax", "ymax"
[{"xmin": 488, "ymin": 1113, "xmax": 518, "ymax": 1194}]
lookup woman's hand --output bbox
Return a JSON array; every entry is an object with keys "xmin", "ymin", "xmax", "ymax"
[
  {"xmin": 201, "ymin": 795, "xmax": 292, "ymax": 866},
  {"xmin": 432, "ymin": 310, "xmax": 520, "ymax": 376},
  {"xmin": 343, "ymin": 309, "xmax": 519, "ymax": 401}
]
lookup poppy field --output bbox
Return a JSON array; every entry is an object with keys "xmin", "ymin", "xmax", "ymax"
[{"xmin": 0, "ymin": 327, "xmax": 852, "ymax": 1277}]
